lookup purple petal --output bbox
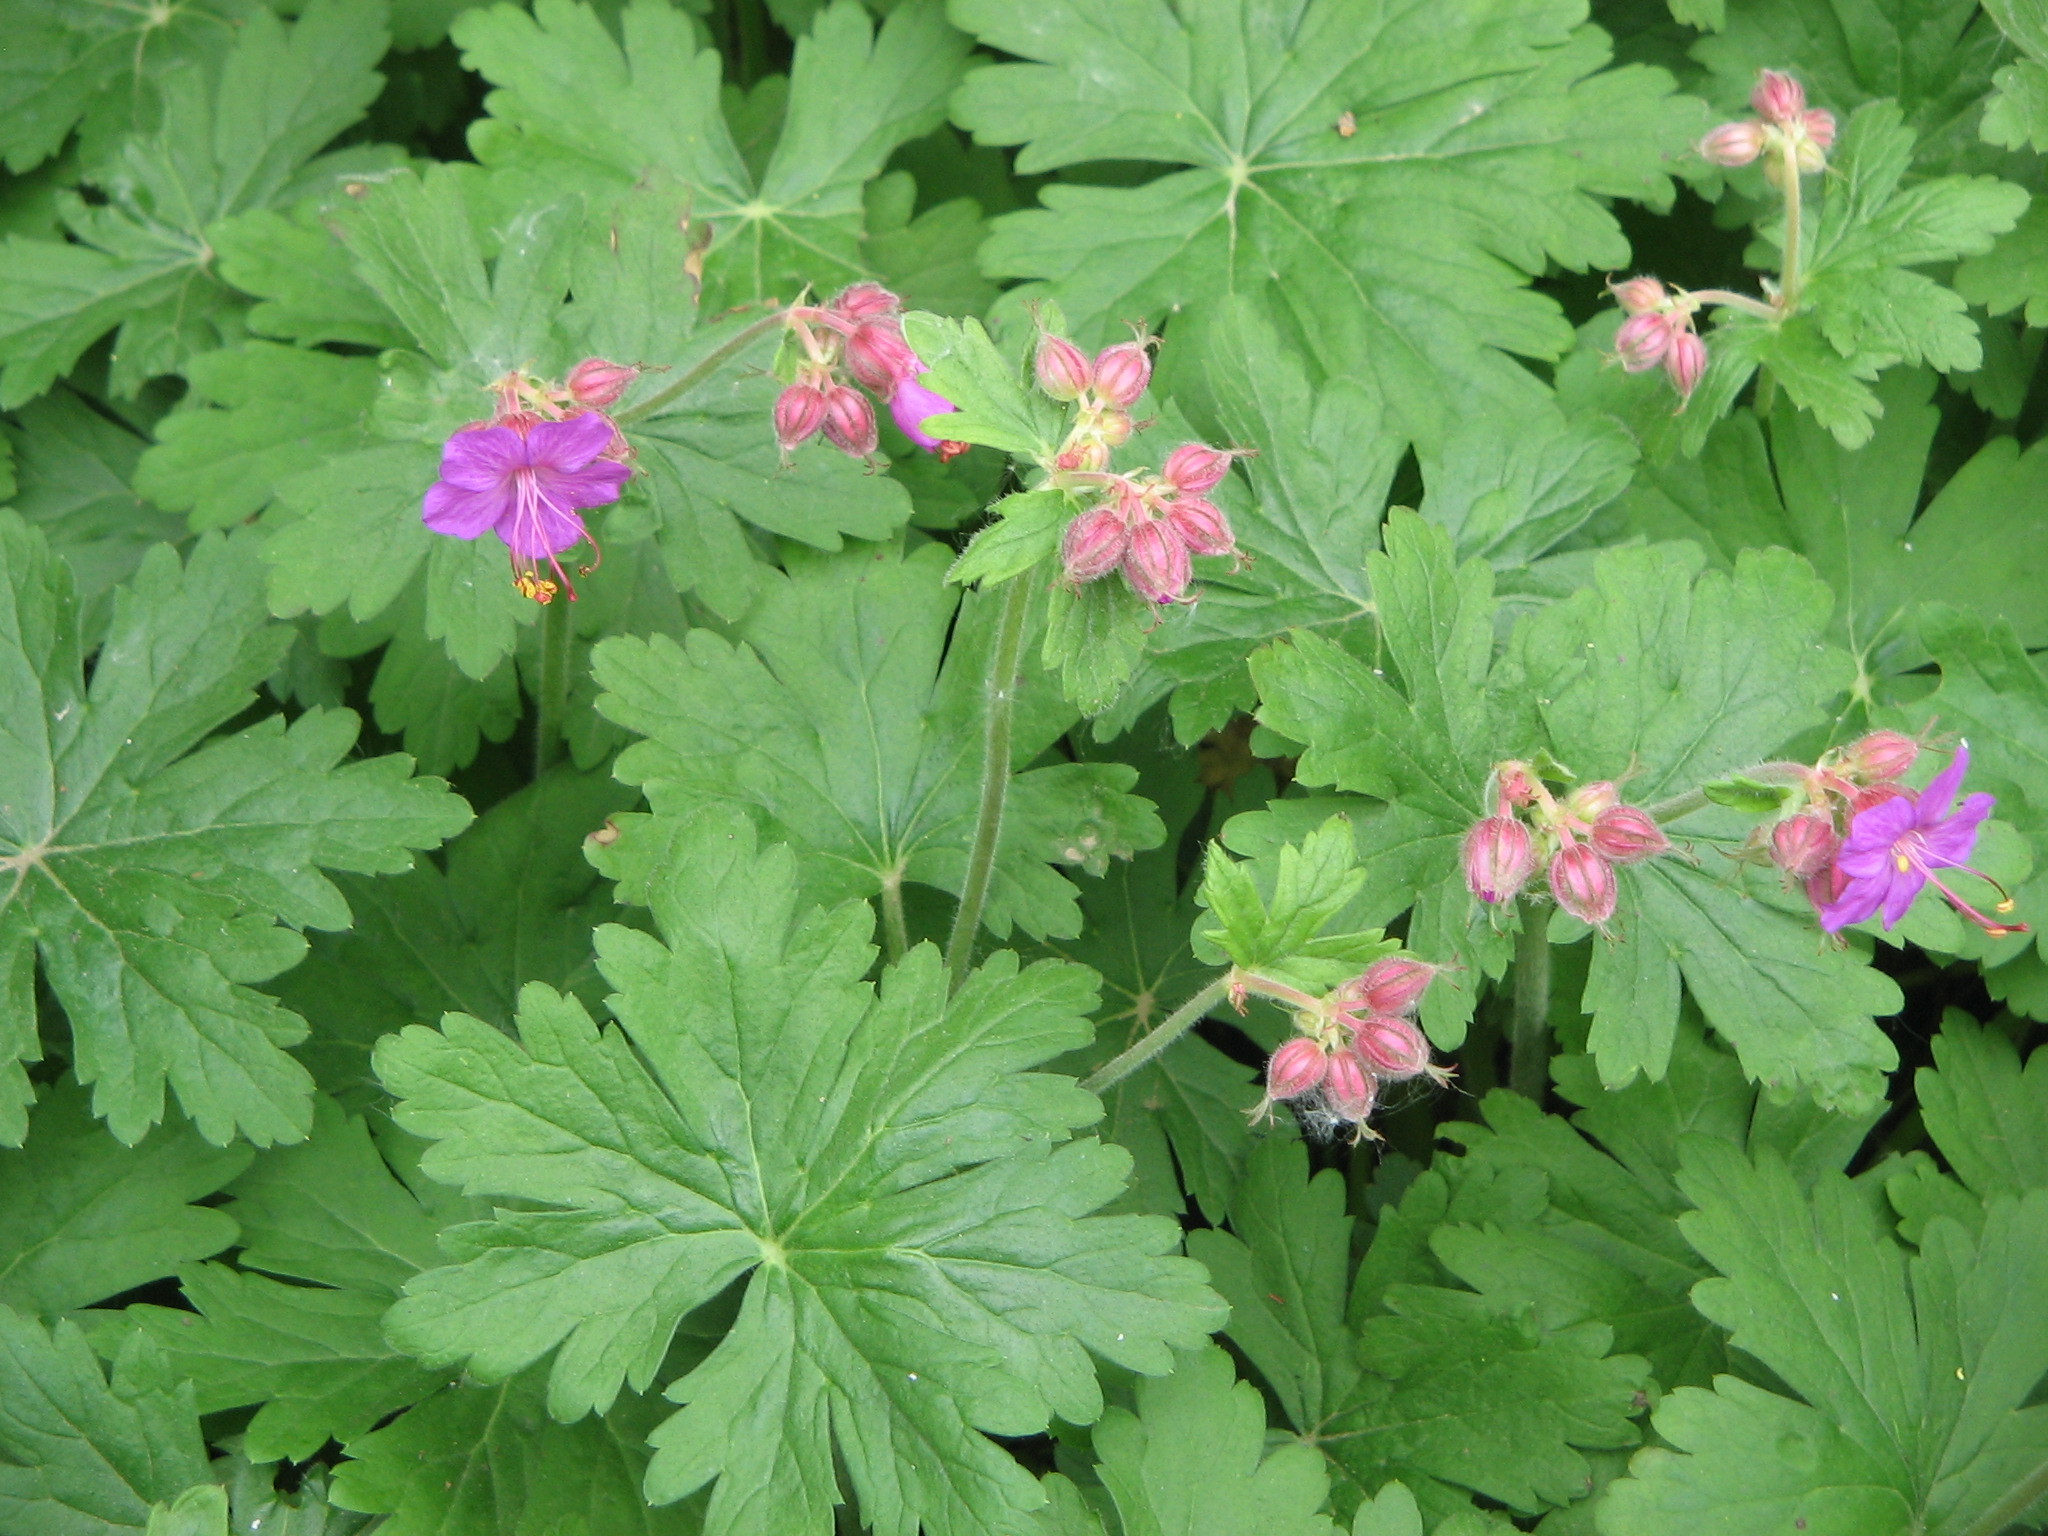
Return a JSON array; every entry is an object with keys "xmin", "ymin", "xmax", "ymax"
[
  {"xmin": 535, "ymin": 458, "xmax": 631, "ymax": 513},
  {"xmin": 1919, "ymin": 791, "xmax": 1995, "ymax": 866},
  {"xmin": 1820, "ymin": 872, "xmax": 1888, "ymax": 932},
  {"xmin": 1836, "ymin": 796, "xmax": 1916, "ymax": 869},
  {"xmin": 1876, "ymin": 866, "xmax": 1923, "ymax": 928},
  {"xmin": 498, "ymin": 500, "xmax": 589, "ymax": 563},
  {"xmin": 423, "ymin": 479, "xmax": 508, "ymax": 539},
  {"xmin": 1916, "ymin": 743, "xmax": 1970, "ymax": 825},
  {"xmin": 526, "ymin": 412, "xmax": 619, "ymax": 471},
  {"xmin": 890, "ymin": 379, "xmax": 954, "ymax": 451},
  {"xmin": 437, "ymin": 425, "xmax": 522, "ymax": 490}
]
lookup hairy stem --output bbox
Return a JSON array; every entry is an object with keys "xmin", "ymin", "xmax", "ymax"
[
  {"xmin": 534, "ymin": 595, "xmax": 573, "ymax": 776},
  {"xmin": 1647, "ymin": 761, "xmax": 1812, "ymax": 824},
  {"xmin": 614, "ymin": 310, "xmax": 787, "ymax": 426},
  {"xmin": 1687, "ymin": 287, "xmax": 1780, "ymax": 321},
  {"xmin": 1958, "ymin": 1455, "xmax": 2048, "ymax": 1536},
  {"xmin": 1509, "ymin": 902, "xmax": 1552, "ymax": 1100},
  {"xmin": 944, "ymin": 576, "xmax": 1034, "ymax": 992},
  {"xmin": 1778, "ymin": 150, "xmax": 1806, "ymax": 312},
  {"xmin": 880, "ymin": 871, "xmax": 909, "ymax": 965},
  {"xmin": 1081, "ymin": 977, "xmax": 1233, "ymax": 1096}
]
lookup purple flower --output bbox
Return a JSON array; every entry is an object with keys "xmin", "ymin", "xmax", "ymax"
[
  {"xmin": 889, "ymin": 378, "xmax": 955, "ymax": 452},
  {"xmin": 423, "ymin": 412, "xmax": 630, "ymax": 601},
  {"xmin": 1819, "ymin": 744, "xmax": 2024, "ymax": 936}
]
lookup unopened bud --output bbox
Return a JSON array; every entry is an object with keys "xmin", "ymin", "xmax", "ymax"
[
  {"xmin": 1094, "ymin": 408, "xmax": 1134, "ymax": 447},
  {"xmin": 774, "ymin": 383, "xmax": 828, "ymax": 451},
  {"xmin": 889, "ymin": 378, "xmax": 954, "ymax": 452},
  {"xmin": 1035, "ymin": 334, "xmax": 1093, "ymax": 401},
  {"xmin": 1122, "ymin": 518, "xmax": 1192, "ymax": 604},
  {"xmin": 1851, "ymin": 782, "xmax": 1907, "ymax": 816},
  {"xmin": 1347, "ymin": 1012, "xmax": 1432, "ymax": 1081},
  {"xmin": 1750, "ymin": 69, "xmax": 1807, "ymax": 125},
  {"xmin": 845, "ymin": 322, "xmax": 919, "ymax": 393},
  {"xmin": 1338, "ymin": 955, "xmax": 1440, "ymax": 1016},
  {"xmin": 1056, "ymin": 440, "xmax": 1110, "ymax": 473},
  {"xmin": 1164, "ymin": 496, "xmax": 1235, "ymax": 557},
  {"xmin": 831, "ymin": 281, "xmax": 899, "ymax": 322},
  {"xmin": 1162, "ymin": 442, "xmax": 1235, "ymax": 494},
  {"xmin": 1463, "ymin": 816, "xmax": 1535, "ymax": 904},
  {"xmin": 1061, "ymin": 504, "xmax": 1130, "ymax": 584},
  {"xmin": 1699, "ymin": 120, "xmax": 1766, "ymax": 167},
  {"xmin": 1664, "ymin": 330, "xmax": 1707, "ymax": 397},
  {"xmin": 565, "ymin": 357, "xmax": 640, "ymax": 407},
  {"xmin": 1322, "ymin": 1049, "xmax": 1377, "ymax": 1121},
  {"xmin": 1495, "ymin": 761, "xmax": 1539, "ymax": 808},
  {"xmin": 1590, "ymin": 805, "xmax": 1668, "ymax": 864},
  {"xmin": 1771, "ymin": 812, "xmax": 1838, "ymax": 882},
  {"xmin": 1844, "ymin": 730, "xmax": 1918, "ymax": 783},
  {"xmin": 1801, "ymin": 108, "xmax": 1836, "ymax": 150},
  {"xmin": 1549, "ymin": 843, "xmax": 1618, "ymax": 926},
  {"xmin": 1609, "ymin": 275, "xmax": 1669, "ymax": 316},
  {"xmin": 1265, "ymin": 1037, "xmax": 1329, "ymax": 1101},
  {"xmin": 822, "ymin": 385, "xmax": 878, "ymax": 458},
  {"xmin": 1091, "ymin": 341, "xmax": 1152, "ymax": 407},
  {"xmin": 1614, "ymin": 313, "xmax": 1674, "ymax": 373},
  {"xmin": 1806, "ymin": 861, "xmax": 1848, "ymax": 917},
  {"xmin": 1564, "ymin": 781, "xmax": 1620, "ymax": 822}
]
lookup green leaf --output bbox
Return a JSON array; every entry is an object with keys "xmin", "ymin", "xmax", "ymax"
[
  {"xmin": 595, "ymin": 543, "xmax": 1163, "ymax": 945},
  {"xmin": 952, "ymin": 0, "xmax": 1703, "ymax": 444},
  {"xmin": 0, "ymin": 518, "xmax": 472, "ymax": 1146},
  {"xmin": 211, "ymin": 202, "xmax": 410, "ymax": 351},
  {"xmin": 948, "ymin": 490, "xmax": 1070, "ymax": 588},
  {"xmin": 0, "ymin": 1078, "xmax": 249, "ymax": 1316},
  {"xmin": 1915, "ymin": 1017, "xmax": 2048, "ymax": 1204},
  {"xmin": 375, "ymin": 805, "xmax": 1226, "ymax": 1536},
  {"xmin": 0, "ymin": 1309, "xmax": 212, "ymax": 1536},
  {"xmin": 1194, "ymin": 816, "xmax": 1395, "ymax": 989},
  {"xmin": 145, "ymin": 1484, "xmax": 227, "ymax": 1536},
  {"xmin": 901, "ymin": 312, "xmax": 1063, "ymax": 460},
  {"xmin": 1601, "ymin": 1141, "xmax": 2048, "ymax": 1536}
]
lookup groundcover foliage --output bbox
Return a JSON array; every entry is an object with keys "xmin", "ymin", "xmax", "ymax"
[{"xmin": 7, "ymin": 1, "xmax": 2048, "ymax": 1533}]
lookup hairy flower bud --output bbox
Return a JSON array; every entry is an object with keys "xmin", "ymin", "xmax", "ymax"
[
  {"xmin": 1851, "ymin": 782, "xmax": 1908, "ymax": 815},
  {"xmin": 1123, "ymin": 518, "xmax": 1192, "ymax": 604},
  {"xmin": 1061, "ymin": 504, "xmax": 1130, "ymax": 584},
  {"xmin": 822, "ymin": 385, "xmax": 878, "ymax": 458},
  {"xmin": 1322, "ymin": 1049, "xmax": 1377, "ymax": 1121},
  {"xmin": 1348, "ymin": 1012, "xmax": 1433, "ymax": 1081},
  {"xmin": 1699, "ymin": 120, "xmax": 1766, "ymax": 167},
  {"xmin": 845, "ymin": 322, "xmax": 919, "ymax": 393},
  {"xmin": 1265, "ymin": 1036, "xmax": 1329, "ymax": 1101},
  {"xmin": 1056, "ymin": 440, "xmax": 1112, "ymax": 473},
  {"xmin": 1802, "ymin": 108, "xmax": 1836, "ymax": 150},
  {"xmin": 774, "ymin": 382, "xmax": 828, "ymax": 450},
  {"xmin": 1091, "ymin": 341, "xmax": 1152, "ymax": 407},
  {"xmin": 1095, "ymin": 408, "xmax": 1135, "ymax": 447},
  {"xmin": 565, "ymin": 357, "xmax": 640, "ymax": 407},
  {"xmin": 1549, "ymin": 843, "xmax": 1618, "ymax": 926},
  {"xmin": 1165, "ymin": 496, "xmax": 1235, "ymax": 557},
  {"xmin": 1463, "ymin": 816, "xmax": 1535, "ymax": 904},
  {"xmin": 1664, "ymin": 330, "xmax": 1708, "ymax": 397},
  {"xmin": 1338, "ymin": 955, "xmax": 1440, "ymax": 1017},
  {"xmin": 1035, "ymin": 334, "xmax": 1093, "ymax": 401},
  {"xmin": 1751, "ymin": 69, "xmax": 1807, "ymax": 124},
  {"xmin": 1771, "ymin": 811, "xmax": 1839, "ymax": 882},
  {"xmin": 831, "ymin": 281, "xmax": 899, "ymax": 322},
  {"xmin": 1843, "ymin": 730, "xmax": 1919, "ymax": 783},
  {"xmin": 1614, "ymin": 313, "xmax": 1675, "ymax": 373},
  {"xmin": 1609, "ymin": 275, "xmax": 1668, "ymax": 316},
  {"xmin": 1162, "ymin": 442, "xmax": 1235, "ymax": 494},
  {"xmin": 1564, "ymin": 781, "xmax": 1620, "ymax": 822},
  {"xmin": 1590, "ymin": 805, "xmax": 1669, "ymax": 864}
]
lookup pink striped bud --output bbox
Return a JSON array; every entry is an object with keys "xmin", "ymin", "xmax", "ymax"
[
  {"xmin": 1664, "ymin": 330, "xmax": 1707, "ymax": 397},
  {"xmin": 1091, "ymin": 341, "xmax": 1152, "ymax": 407},
  {"xmin": 1590, "ymin": 805, "xmax": 1669, "ymax": 864},
  {"xmin": 822, "ymin": 385, "xmax": 878, "ymax": 458},
  {"xmin": 1801, "ymin": 109, "xmax": 1836, "ymax": 150},
  {"xmin": 845, "ymin": 322, "xmax": 919, "ymax": 393},
  {"xmin": 1699, "ymin": 120, "xmax": 1766, "ymax": 167},
  {"xmin": 1061, "ymin": 505, "xmax": 1130, "ymax": 584},
  {"xmin": 1322, "ymin": 1049, "xmax": 1377, "ymax": 1121},
  {"xmin": 1564, "ymin": 781, "xmax": 1619, "ymax": 822},
  {"xmin": 1162, "ymin": 442, "xmax": 1235, "ymax": 494},
  {"xmin": 1843, "ymin": 730, "xmax": 1918, "ymax": 783},
  {"xmin": 1265, "ymin": 1036, "xmax": 1329, "ymax": 1101},
  {"xmin": 566, "ymin": 357, "xmax": 640, "ymax": 407},
  {"xmin": 774, "ymin": 383, "xmax": 828, "ymax": 450},
  {"xmin": 1851, "ymin": 782, "xmax": 1908, "ymax": 816},
  {"xmin": 1751, "ymin": 69, "xmax": 1807, "ymax": 124},
  {"xmin": 1609, "ymin": 276, "xmax": 1668, "ymax": 316},
  {"xmin": 1348, "ymin": 1012, "xmax": 1433, "ymax": 1081},
  {"xmin": 1614, "ymin": 313, "xmax": 1674, "ymax": 373},
  {"xmin": 831, "ymin": 282, "xmax": 899, "ymax": 322},
  {"xmin": 1035, "ymin": 334, "xmax": 1093, "ymax": 401},
  {"xmin": 1337, "ymin": 955, "xmax": 1440, "ymax": 1017},
  {"xmin": 1806, "ymin": 861, "xmax": 1847, "ymax": 918},
  {"xmin": 1549, "ymin": 843, "xmax": 1618, "ymax": 926},
  {"xmin": 1771, "ymin": 812, "xmax": 1839, "ymax": 882},
  {"xmin": 1164, "ymin": 496, "xmax": 1235, "ymax": 557},
  {"xmin": 1122, "ymin": 519, "xmax": 1192, "ymax": 604},
  {"xmin": 1464, "ymin": 816, "xmax": 1535, "ymax": 904}
]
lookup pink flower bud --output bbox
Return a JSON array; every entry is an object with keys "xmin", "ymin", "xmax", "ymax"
[
  {"xmin": 1091, "ymin": 341, "xmax": 1152, "ymax": 407},
  {"xmin": 1463, "ymin": 816, "xmax": 1535, "ymax": 904},
  {"xmin": 1590, "ymin": 805, "xmax": 1669, "ymax": 864},
  {"xmin": 1844, "ymin": 731, "xmax": 1918, "ymax": 783},
  {"xmin": 1322, "ymin": 1049, "xmax": 1377, "ymax": 1121},
  {"xmin": 1564, "ymin": 781, "xmax": 1619, "ymax": 822},
  {"xmin": 774, "ymin": 382, "xmax": 828, "ymax": 450},
  {"xmin": 1348, "ymin": 1012, "xmax": 1432, "ymax": 1081},
  {"xmin": 1164, "ymin": 496, "xmax": 1235, "ymax": 557},
  {"xmin": 822, "ymin": 385, "xmax": 878, "ymax": 458},
  {"xmin": 1771, "ymin": 812, "xmax": 1839, "ymax": 882},
  {"xmin": 1851, "ymin": 782, "xmax": 1909, "ymax": 816},
  {"xmin": 1122, "ymin": 518, "xmax": 1192, "ymax": 604},
  {"xmin": 1609, "ymin": 276, "xmax": 1669, "ymax": 316},
  {"xmin": 1664, "ymin": 330, "xmax": 1707, "ymax": 397},
  {"xmin": 1549, "ymin": 843, "xmax": 1618, "ymax": 926},
  {"xmin": 1095, "ymin": 408, "xmax": 1134, "ymax": 447},
  {"xmin": 1802, "ymin": 109, "xmax": 1836, "ymax": 150},
  {"xmin": 1806, "ymin": 861, "xmax": 1848, "ymax": 918},
  {"xmin": 1339, "ymin": 955, "xmax": 1440, "ymax": 1017},
  {"xmin": 1750, "ymin": 69, "xmax": 1807, "ymax": 124},
  {"xmin": 1057, "ymin": 440, "xmax": 1110, "ymax": 473},
  {"xmin": 1035, "ymin": 334, "xmax": 1093, "ymax": 401},
  {"xmin": 831, "ymin": 282, "xmax": 899, "ymax": 322},
  {"xmin": 1061, "ymin": 504, "xmax": 1131, "ymax": 584},
  {"xmin": 565, "ymin": 357, "xmax": 640, "ymax": 407},
  {"xmin": 1162, "ymin": 442, "xmax": 1234, "ymax": 494},
  {"xmin": 1699, "ymin": 120, "xmax": 1766, "ymax": 167},
  {"xmin": 1496, "ymin": 763, "xmax": 1539, "ymax": 808},
  {"xmin": 1265, "ymin": 1037, "xmax": 1329, "ymax": 1101},
  {"xmin": 845, "ymin": 322, "xmax": 920, "ymax": 393},
  {"xmin": 1614, "ymin": 313, "xmax": 1675, "ymax": 373}
]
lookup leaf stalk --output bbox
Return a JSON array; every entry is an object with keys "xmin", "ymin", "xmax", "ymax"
[{"xmin": 944, "ymin": 575, "xmax": 1034, "ymax": 991}]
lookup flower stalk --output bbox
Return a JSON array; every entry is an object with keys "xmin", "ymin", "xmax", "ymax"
[
  {"xmin": 944, "ymin": 574, "xmax": 1034, "ymax": 992},
  {"xmin": 534, "ymin": 593, "xmax": 573, "ymax": 775},
  {"xmin": 1509, "ymin": 900, "xmax": 1552, "ymax": 1100}
]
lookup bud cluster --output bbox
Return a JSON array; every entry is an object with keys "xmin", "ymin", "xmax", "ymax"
[
  {"xmin": 474, "ymin": 361, "xmax": 643, "ymax": 456},
  {"xmin": 1461, "ymin": 762, "xmax": 1671, "ymax": 927},
  {"xmin": 1035, "ymin": 331, "xmax": 1155, "ymax": 473},
  {"xmin": 774, "ymin": 283, "xmax": 967, "ymax": 463},
  {"xmin": 1252, "ymin": 954, "xmax": 1450, "ymax": 1143},
  {"xmin": 1607, "ymin": 277, "xmax": 1707, "ymax": 398},
  {"xmin": 1741, "ymin": 730, "xmax": 1920, "ymax": 914},
  {"xmin": 1698, "ymin": 70, "xmax": 1836, "ymax": 185}
]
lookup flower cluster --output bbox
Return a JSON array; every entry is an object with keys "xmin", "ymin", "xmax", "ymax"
[
  {"xmin": 421, "ymin": 362, "xmax": 638, "ymax": 603},
  {"xmin": 1252, "ymin": 955, "xmax": 1449, "ymax": 1143},
  {"xmin": 1609, "ymin": 277, "xmax": 1706, "ymax": 397},
  {"xmin": 1462, "ymin": 762, "xmax": 1671, "ymax": 927},
  {"xmin": 1698, "ymin": 69, "xmax": 1836, "ymax": 183},
  {"xmin": 1037, "ymin": 328, "xmax": 1245, "ymax": 606},
  {"xmin": 1748, "ymin": 731, "xmax": 2026, "ymax": 937},
  {"xmin": 773, "ymin": 282, "xmax": 965, "ymax": 462}
]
